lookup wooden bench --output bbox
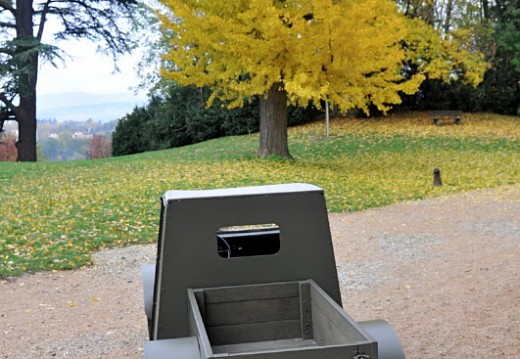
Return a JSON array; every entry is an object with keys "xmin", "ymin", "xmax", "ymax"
[{"xmin": 430, "ymin": 110, "xmax": 463, "ymax": 125}]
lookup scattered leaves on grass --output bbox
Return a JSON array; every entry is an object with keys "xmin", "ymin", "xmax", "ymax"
[{"xmin": 0, "ymin": 112, "xmax": 518, "ymax": 276}]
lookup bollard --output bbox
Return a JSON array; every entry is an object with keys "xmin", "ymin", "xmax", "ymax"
[{"xmin": 433, "ymin": 168, "xmax": 442, "ymax": 186}]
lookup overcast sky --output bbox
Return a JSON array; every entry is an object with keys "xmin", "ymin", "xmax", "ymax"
[
  {"xmin": 35, "ymin": 13, "xmax": 153, "ymax": 103},
  {"xmin": 31, "ymin": 16, "xmax": 153, "ymax": 123},
  {"xmin": 37, "ymin": 39, "xmax": 147, "ymax": 99}
]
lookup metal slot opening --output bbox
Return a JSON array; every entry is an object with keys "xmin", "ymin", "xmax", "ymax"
[{"xmin": 217, "ymin": 224, "xmax": 280, "ymax": 258}]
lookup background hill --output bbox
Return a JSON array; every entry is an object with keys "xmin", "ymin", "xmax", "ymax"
[{"xmin": 37, "ymin": 92, "xmax": 147, "ymax": 122}]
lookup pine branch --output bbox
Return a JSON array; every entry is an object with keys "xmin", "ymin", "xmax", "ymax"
[
  {"xmin": 36, "ymin": 1, "xmax": 52, "ymax": 40},
  {"xmin": 0, "ymin": 92, "xmax": 17, "ymax": 115},
  {"xmin": 0, "ymin": 21, "xmax": 16, "ymax": 28},
  {"xmin": 0, "ymin": 0, "xmax": 15, "ymax": 15},
  {"xmin": 0, "ymin": 47, "xmax": 14, "ymax": 55}
]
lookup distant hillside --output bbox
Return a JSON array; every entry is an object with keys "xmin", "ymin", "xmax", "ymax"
[{"xmin": 37, "ymin": 92, "xmax": 147, "ymax": 123}]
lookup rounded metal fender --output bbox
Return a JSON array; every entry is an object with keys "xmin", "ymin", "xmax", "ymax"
[
  {"xmin": 359, "ymin": 320, "xmax": 406, "ymax": 359},
  {"xmin": 142, "ymin": 264, "xmax": 156, "ymax": 339}
]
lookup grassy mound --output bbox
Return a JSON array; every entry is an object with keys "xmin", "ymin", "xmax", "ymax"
[{"xmin": 1, "ymin": 112, "xmax": 518, "ymax": 275}]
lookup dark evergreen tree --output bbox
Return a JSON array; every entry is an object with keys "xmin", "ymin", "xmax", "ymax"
[
  {"xmin": 0, "ymin": 0, "xmax": 138, "ymax": 161},
  {"xmin": 112, "ymin": 83, "xmax": 320, "ymax": 157},
  {"xmin": 486, "ymin": 0, "xmax": 520, "ymax": 115}
]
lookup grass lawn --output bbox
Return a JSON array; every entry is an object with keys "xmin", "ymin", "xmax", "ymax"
[{"xmin": 0, "ymin": 111, "xmax": 518, "ymax": 276}]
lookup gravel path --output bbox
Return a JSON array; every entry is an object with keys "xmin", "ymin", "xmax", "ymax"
[{"xmin": 1, "ymin": 185, "xmax": 519, "ymax": 358}]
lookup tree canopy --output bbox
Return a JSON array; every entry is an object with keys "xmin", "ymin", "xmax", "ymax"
[
  {"xmin": 157, "ymin": 0, "xmax": 487, "ymax": 157},
  {"xmin": 394, "ymin": 0, "xmax": 519, "ymax": 115}
]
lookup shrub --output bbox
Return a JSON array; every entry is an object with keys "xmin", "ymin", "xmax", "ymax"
[
  {"xmin": 0, "ymin": 133, "xmax": 17, "ymax": 161},
  {"xmin": 87, "ymin": 135, "xmax": 112, "ymax": 159},
  {"xmin": 112, "ymin": 83, "xmax": 320, "ymax": 156}
]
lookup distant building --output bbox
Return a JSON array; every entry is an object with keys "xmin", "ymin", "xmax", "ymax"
[
  {"xmin": 72, "ymin": 131, "xmax": 93, "ymax": 140},
  {"xmin": 48, "ymin": 133, "xmax": 59, "ymax": 139}
]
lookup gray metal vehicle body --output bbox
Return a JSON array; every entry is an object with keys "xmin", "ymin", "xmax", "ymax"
[{"xmin": 142, "ymin": 183, "xmax": 405, "ymax": 359}]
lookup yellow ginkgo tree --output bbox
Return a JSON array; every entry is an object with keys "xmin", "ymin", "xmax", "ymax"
[{"xmin": 157, "ymin": 0, "xmax": 486, "ymax": 158}]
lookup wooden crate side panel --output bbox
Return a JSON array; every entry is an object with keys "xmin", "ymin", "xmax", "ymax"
[
  {"xmin": 212, "ymin": 338, "xmax": 318, "ymax": 354},
  {"xmin": 205, "ymin": 296, "xmax": 300, "ymax": 327},
  {"xmin": 187, "ymin": 289, "xmax": 213, "ymax": 359},
  {"xmin": 203, "ymin": 282, "xmax": 300, "ymax": 304},
  {"xmin": 299, "ymin": 282, "xmax": 313, "ymax": 340},
  {"xmin": 356, "ymin": 342, "xmax": 379, "ymax": 358},
  {"xmin": 207, "ymin": 320, "xmax": 302, "ymax": 346},
  {"xmin": 226, "ymin": 344, "xmax": 360, "ymax": 359},
  {"xmin": 198, "ymin": 282, "xmax": 308, "ymax": 347},
  {"xmin": 194, "ymin": 289, "xmax": 206, "ymax": 318},
  {"xmin": 310, "ymin": 283, "xmax": 367, "ymax": 345}
]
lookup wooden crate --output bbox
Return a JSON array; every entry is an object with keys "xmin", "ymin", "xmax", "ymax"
[{"xmin": 188, "ymin": 280, "xmax": 377, "ymax": 358}]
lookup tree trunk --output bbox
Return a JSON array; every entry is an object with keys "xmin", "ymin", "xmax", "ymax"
[
  {"xmin": 15, "ymin": 0, "xmax": 38, "ymax": 162},
  {"xmin": 16, "ymin": 95, "xmax": 37, "ymax": 161},
  {"xmin": 258, "ymin": 83, "xmax": 291, "ymax": 158},
  {"xmin": 444, "ymin": 0, "xmax": 453, "ymax": 37},
  {"xmin": 423, "ymin": 1, "xmax": 435, "ymax": 26},
  {"xmin": 481, "ymin": 0, "xmax": 490, "ymax": 21}
]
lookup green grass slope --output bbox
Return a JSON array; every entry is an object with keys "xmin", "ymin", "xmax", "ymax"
[{"xmin": 1, "ymin": 112, "xmax": 518, "ymax": 276}]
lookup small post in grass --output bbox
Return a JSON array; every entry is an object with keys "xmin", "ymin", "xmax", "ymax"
[
  {"xmin": 433, "ymin": 168, "xmax": 443, "ymax": 186},
  {"xmin": 325, "ymin": 101, "xmax": 330, "ymax": 140}
]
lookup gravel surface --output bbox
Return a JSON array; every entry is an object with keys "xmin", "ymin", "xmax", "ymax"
[{"xmin": 1, "ymin": 185, "xmax": 519, "ymax": 358}]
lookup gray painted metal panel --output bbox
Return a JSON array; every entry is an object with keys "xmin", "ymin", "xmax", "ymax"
[
  {"xmin": 142, "ymin": 183, "xmax": 405, "ymax": 359},
  {"xmin": 359, "ymin": 320, "xmax": 406, "ymax": 359},
  {"xmin": 162, "ymin": 183, "xmax": 322, "ymax": 202},
  {"xmin": 142, "ymin": 264, "xmax": 155, "ymax": 319},
  {"xmin": 153, "ymin": 184, "xmax": 341, "ymax": 340},
  {"xmin": 143, "ymin": 337, "xmax": 200, "ymax": 359}
]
